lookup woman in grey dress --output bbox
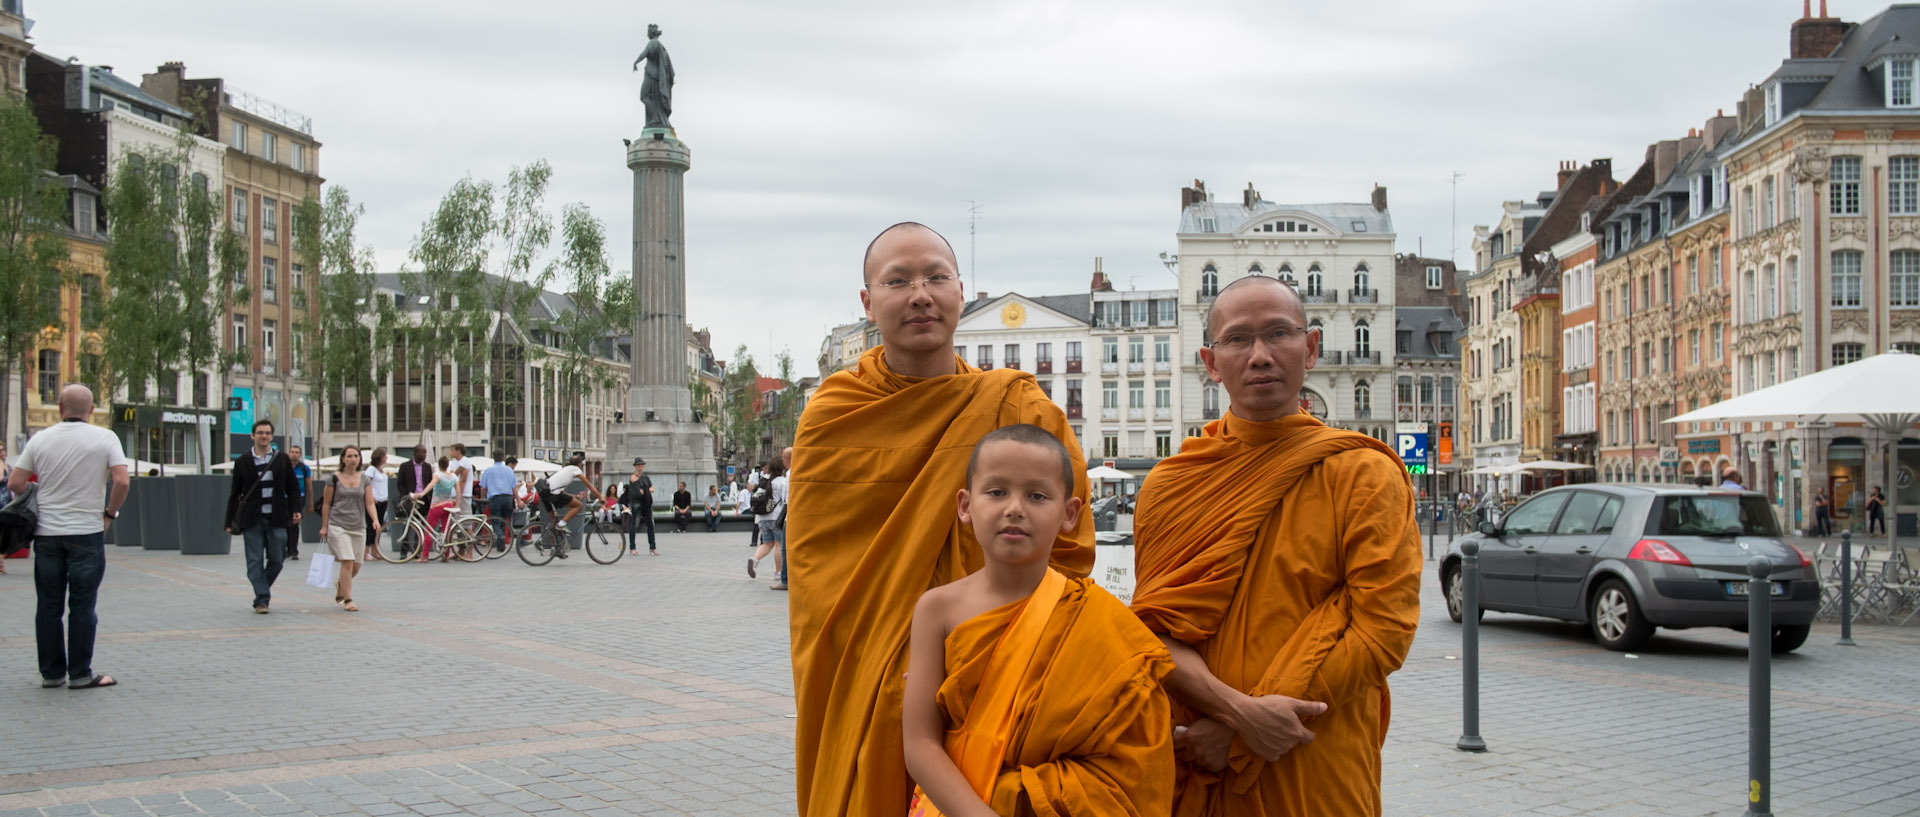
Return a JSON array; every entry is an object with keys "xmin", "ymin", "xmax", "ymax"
[{"xmin": 320, "ymin": 446, "xmax": 381, "ymax": 611}]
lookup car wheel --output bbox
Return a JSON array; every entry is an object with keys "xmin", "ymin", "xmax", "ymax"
[
  {"xmin": 1589, "ymin": 579, "xmax": 1653, "ymax": 651},
  {"xmin": 1770, "ymin": 624, "xmax": 1811, "ymax": 654},
  {"xmin": 1443, "ymin": 564, "xmax": 1483, "ymax": 624}
]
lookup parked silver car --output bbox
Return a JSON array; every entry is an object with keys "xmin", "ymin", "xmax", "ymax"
[{"xmin": 1438, "ymin": 484, "xmax": 1817, "ymax": 652}]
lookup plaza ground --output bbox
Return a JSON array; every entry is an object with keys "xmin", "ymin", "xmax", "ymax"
[{"xmin": 3, "ymin": 531, "xmax": 1917, "ymax": 816}]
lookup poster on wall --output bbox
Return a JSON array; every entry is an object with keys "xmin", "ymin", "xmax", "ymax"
[
  {"xmin": 227, "ymin": 387, "xmax": 254, "ymax": 435},
  {"xmin": 1092, "ymin": 544, "xmax": 1137, "ymax": 605}
]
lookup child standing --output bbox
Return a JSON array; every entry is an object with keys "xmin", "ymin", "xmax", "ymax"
[{"xmin": 903, "ymin": 424, "xmax": 1173, "ymax": 817}]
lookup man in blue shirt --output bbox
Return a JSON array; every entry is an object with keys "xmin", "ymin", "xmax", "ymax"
[{"xmin": 480, "ymin": 450, "xmax": 519, "ymax": 551}]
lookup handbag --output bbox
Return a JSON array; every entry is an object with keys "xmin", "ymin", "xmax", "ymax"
[
  {"xmin": 0, "ymin": 482, "xmax": 38, "ymax": 534},
  {"xmin": 305, "ymin": 551, "xmax": 338, "ymax": 589}
]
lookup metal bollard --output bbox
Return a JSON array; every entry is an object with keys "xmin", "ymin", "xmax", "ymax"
[
  {"xmin": 1746, "ymin": 555, "xmax": 1773, "ymax": 816},
  {"xmin": 1838, "ymin": 529, "xmax": 1857, "ymax": 647},
  {"xmin": 1457, "ymin": 539, "xmax": 1487, "ymax": 753}
]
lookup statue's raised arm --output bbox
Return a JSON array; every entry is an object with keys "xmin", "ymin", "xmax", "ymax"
[{"xmin": 634, "ymin": 23, "xmax": 676, "ymax": 131}]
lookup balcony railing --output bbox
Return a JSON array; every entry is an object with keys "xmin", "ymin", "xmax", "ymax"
[
  {"xmin": 1101, "ymin": 407, "xmax": 1119, "ymax": 421},
  {"xmin": 977, "ymin": 361, "xmax": 993, "ymax": 370},
  {"xmin": 1128, "ymin": 407, "xmax": 1145, "ymax": 421},
  {"xmin": 1154, "ymin": 407, "xmax": 1172, "ymax": 421},
  {"xmin": 1126, "ymin": 361, "xmax": 1145, "ymax": 374},
  {"xmin": 1203, "ymin": 407, "xmax": 1221, "ymax": 420},
  {"xmin": 1198, "ymin": 289, "xmax": 1217, "ymax": 302},
  {"xmin": 1153, "ymin": 359, "xmax": 1171, "ymax": 373},
  {"xmin": 1318, "ymin": 350, "xmax": 1342, "ymax": 366},
  {"xmin": 1302, "ymin": 291, "xmax": 1337, "ymax": 304},
  {"xmin": 1066, "ymin": 359, "xmax": 1082, "ymax": 373},
  {"xmin": 1101, "ymin": 361, "xmax": 1119, "ymax": 374},
  {"xmin": 1354, "ymin": 408, "xmax": 1373, "ymax": 419},
  {"xmin": 1036, "ymin": 360, "xmax": 1053, "ymax": 374},
  {"xmin": 1350, "ymin": 350, "xmax": 1381, "ymax": 365},
  {"xmin": 1349, "ymin": 287, "xmax": 1377, "ymax": 304},
  {"xmin": 1067, "ymin": 405, "xmax": 1083, "ymax": 419}
]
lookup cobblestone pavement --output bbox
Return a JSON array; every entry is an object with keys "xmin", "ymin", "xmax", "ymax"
[{"xmin": 5, "ymin": 533, "xmax": 1918, "ymax": 816}]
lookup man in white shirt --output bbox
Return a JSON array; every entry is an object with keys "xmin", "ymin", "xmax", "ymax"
[
  {"xmin": 8, "ymin": 385, "xmax": 130, "ymax": 689},
  {"xmin": 537, "ymin": 452, "xmax": 607, "ymax": 534},
  {"xmin": 447, "ymin": 443, "xmax": 474, "ymax": 517}
]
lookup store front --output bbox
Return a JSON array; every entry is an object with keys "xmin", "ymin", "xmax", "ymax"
[{"xmin": 113, "ymin": 405, "xmax": 222, "ymax": 473}]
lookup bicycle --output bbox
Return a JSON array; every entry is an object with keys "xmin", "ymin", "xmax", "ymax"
[
  {"xmin": 376, "ymin": 496, "xmax": 490, "ymax": 564},
  {"xmin": 514, "ymin": 498, "xmax": 626, "ymax": 566}
]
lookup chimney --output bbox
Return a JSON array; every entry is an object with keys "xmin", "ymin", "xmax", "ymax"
[
  {"xmin": 140, "ymin": 61, "xmax": 188, "ymax": 106},
  {"xmin": 1371, "ymin": 184, "xmax": 1388, "ymax": 213},
  {"xmin": 1653, "ymin": 139, "xmax": 1681, "ymax": 183},
  {"xmin": 975, "ymin": 291, "xmax": 990, "ymax": 302},
  {"xmin": 1556, "ymin": 160, "xmax": 1577, "ymax": 191},
  {"xmin": 1090, "ymin": 257, "xmax": 1114, "ymax": 292},
  {"xmin": 1791, "ymin": 1, "xmax": 1849, "ymax": 60},
  {"xmin": 1180, "ymin": 179, "xmax": 1208, "ymax": 211},
  {"xmin": 1242, "ymin": 183, "xmax": 1261, "ymax": 208}
]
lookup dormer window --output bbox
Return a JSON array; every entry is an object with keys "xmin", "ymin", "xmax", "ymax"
[
  {"xmin": 1892, "ymin": 59, "xmax": 1917, "ymax": 107},
  {"xmin": 72, "ymin": 191, "xmax": 96, "ymax": 234},
  {"xmin": 1764, "ymin": 81, "xmax": 1782, "ymax": 125}
]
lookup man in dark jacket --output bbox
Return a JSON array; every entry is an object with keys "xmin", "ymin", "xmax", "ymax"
[
  {"xmin": 391, "ymin": 444, "xmax": 434, "ymax": 555},
  {"xmin": 622, "ymin": 458, "xmax": 657, "ymax": 554},
  {"xmin": 286, "ymin": 444, "xmax": 310, "ymax": 561},
  {"xmin": 225, "ymin": 419, "xmax": 302, "ymax": 614}
]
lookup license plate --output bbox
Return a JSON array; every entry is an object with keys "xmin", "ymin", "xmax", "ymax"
[{"xmin": 1726, "ymin": 581, "xmax": 1787, "ymax": 597}]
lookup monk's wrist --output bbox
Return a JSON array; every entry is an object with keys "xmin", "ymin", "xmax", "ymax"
[{"xmin": 1214, "ymin": 691, "xmax": 1256, "ymax": 733}]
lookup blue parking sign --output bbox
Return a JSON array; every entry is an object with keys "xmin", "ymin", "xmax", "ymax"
[{"xmin": 1396, "ymin": 433, "xmax": 1428, "ymax": 463}]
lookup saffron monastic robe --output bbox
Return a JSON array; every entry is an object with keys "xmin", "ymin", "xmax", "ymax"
[
  {"xmin": 915, "ymin": 570, "xmax": 1175, "ymax": 817},
  {"xmin": 1130, "ymin": 411, "xmax": 1421, "ymax": 817},
  {"xmin": 789, "ymin": 347, "xmax": 1096, "ymax": 817}
]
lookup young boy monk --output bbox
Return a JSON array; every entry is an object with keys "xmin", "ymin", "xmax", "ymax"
[{"xmin": 903, "ymin": 424, "xmax": 1173, "ymax": 817}]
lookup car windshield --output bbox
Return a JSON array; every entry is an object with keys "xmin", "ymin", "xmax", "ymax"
[{"xmin": 1653, "ymin": 495, "xmax": 1780, "ymax": 537}]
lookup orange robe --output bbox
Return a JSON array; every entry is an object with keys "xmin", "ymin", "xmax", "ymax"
[
  {"xmin": 1130, "ymin": 411, "xmax": 1421, "ymax": 817},
  {"xmin": 788, "ymin": 347, "xmax": 1096, "ymax": 817},
  {"xmin": 927, "ymin": 574, "xmax": 1174, "ymax": 817}
]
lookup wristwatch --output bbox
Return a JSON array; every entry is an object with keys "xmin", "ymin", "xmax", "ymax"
[{"xmin": 104, "ymin": 510, "xmax": 120, "ymax": 519}]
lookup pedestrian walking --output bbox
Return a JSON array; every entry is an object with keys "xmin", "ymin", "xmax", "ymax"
[
  {"xmin": 774, "ymin": 446, "xmax": 792, "ymax": 590},
  {"xmin": 286, "ymin": 445, "xmax": 310, "ymax": 561},
  {"xmin": 480, "ymin": 451, "xmax": 517, "ymax": 547},
  {"xmin": 318, "ymin": 446, "xmax": 379, "ymax": 612},
  {"xmin": 704, "ymin": 484, "xmax": 722, "ymax": 532},
  {"xmin": 1813, "ymin": 488, "xmax": 1833, "ymax": 537},
  {"xmin": 1867, "ymin": 486, "xmax": 1887, "ymax": 535},
  {"xmin": 0, "ymin": 440, "xmax": 15, "ymax": 573},
  {"xmin": 736, "ymin": 480, "xmax": 753, "ymax": 544},
  {"xmin": 9, "ymin": 385, "xmax": 129, "ymax": 688},
  {"xmin": 672, "ymin": 481, "xmax": 693, "ymax": 532},
  {"xmin": 1720, "ymin": 467, "xmax": 1744, "ymax": 491},
  {"xmin": 747, "ymin": 460, "xmax": 786, "ymax": 581},
  {"xmin": 224, "ymin": 419, "xmax": 301, "ymax": 614},
  {"xmin": 365, "ymin": 447, "xmax": 390, "ymax": 542},
  {"xmin": 622, "ymin": 458, "xmax": 657, "ymax": 554}
]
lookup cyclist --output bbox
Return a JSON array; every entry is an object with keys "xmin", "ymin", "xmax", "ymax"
[{"xmin": 538, "ymin": 452, "xmax": 606, "ymax": 534}]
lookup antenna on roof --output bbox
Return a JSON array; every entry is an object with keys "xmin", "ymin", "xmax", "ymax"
[{"xmin": 966, "ymin": 201, "xmax": 984, "ymax": 293}]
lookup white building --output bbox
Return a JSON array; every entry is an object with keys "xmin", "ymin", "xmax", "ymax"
[
  {"xmin": 955, "ymin": 289, "xmax": 1092, "ymax": 450},
  {"xmin": 1172, "ymin": 181, "xmax": 1397, "ymax": 441}
]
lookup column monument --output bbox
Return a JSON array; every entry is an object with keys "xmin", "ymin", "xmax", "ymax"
[{"xmin": 610, "ymin": 23, "xmax": 717, "ymax": 499}]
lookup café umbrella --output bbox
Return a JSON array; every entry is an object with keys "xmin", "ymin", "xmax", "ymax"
[{"xmin": 1667, "ymin": 349, "xmax": 1919, "ymax": 550}]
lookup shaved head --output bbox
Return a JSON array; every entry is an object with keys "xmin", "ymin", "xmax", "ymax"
[
  {"xmin": 1205, "ymin": 274, "xmax": 1307, "ymax": 332},
  {"xmin": 57, "ymin": 384, "xmax": 94, "ymax": 420},
  {"xmin": 861, "ymin": 222, "xmax": 957, "ymax": 283}
]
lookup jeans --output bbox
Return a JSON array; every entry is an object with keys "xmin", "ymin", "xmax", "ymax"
[
  {"xmin": 778, "ymin": 523, "xmax": 789, "ymax": 585},
  {"xmin": 36, "ymin": 533, "xmax": 106, "ymax": 682},
  {"xmin": 673, "ymin": 510, "xmax": 691, "ymax": 532},
  {"xmin": 242, "ymin": 521, "xmax": 287, "ymax": 607},
  {"xmin": 626, "ymin": 507, "xmax": 657, "ymax": 551},
  {"xmin": 1814, "ymin": 507, "xmax": 1832, "ymax": 537},
  {"xmin": 1869, "ymin": 509, "xmax": 1886, "ymax": 535},
  {"xmin": 705, "ymin": 508, "xmax": 721, "ymax": 532},
  {"xmin": 487, "ymin": 494, "xmax": 515, "ymax": 546}
]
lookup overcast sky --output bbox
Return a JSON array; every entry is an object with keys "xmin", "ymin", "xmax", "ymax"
[{"xmin": 31, "ymin": 0, "xmax": 1835, "ymax": 378}]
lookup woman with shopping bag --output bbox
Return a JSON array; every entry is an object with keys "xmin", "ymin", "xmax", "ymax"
[{"xmin": 318, "ymin": 446, "xmax": 381, "ymax": 612}]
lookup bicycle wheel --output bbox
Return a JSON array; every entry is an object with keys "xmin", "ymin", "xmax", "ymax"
[
  {"xmin": 586, "ymin": 521, "xmax": 625, "ymax": 565},
  {"xmin": 449, "ymin": 517, "xmax": 490, "ymax": 562},
  {"xmin": 483, "ymin": 515, "xmax": 513, "ymax": 559},
  {"xmin": 381, "ymin": 519, "xmax": 421, "ymax": 564},
  {"xmin": 517, "ymin": 520, "xmax": 556, "ymax": 566}
]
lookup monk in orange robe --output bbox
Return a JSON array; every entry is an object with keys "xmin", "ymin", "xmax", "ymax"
[
  {"xmin": 904, "ymin": 424, "xmax": 1171, "ymax": 817},
  {"xmin": 789, "ymin": 224, "xmax": 1096, "ymax": 817},
  {"xmin": 1131, "ymin": 276, "xmax": 1421, "ymax": 816}
]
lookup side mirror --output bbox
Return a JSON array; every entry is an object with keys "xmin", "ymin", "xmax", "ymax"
[{"xmin": 1477, "ymin": 520, "xmax": 1500, "ymax": 538}]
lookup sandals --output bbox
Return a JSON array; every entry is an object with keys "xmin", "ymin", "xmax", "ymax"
[
  {"xmin": 69, "ymin": 674, "xmax": 116, "ymax": 689},
  {"xmin": 343, "ymin": 599, "xmax": 358, "ymax": 612}
]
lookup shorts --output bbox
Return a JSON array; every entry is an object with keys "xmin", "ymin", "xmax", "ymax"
[
  {"xmin": 757, "ymin": 519, "xmax": 784, "ymax": 545},
  {"xmin": 325, "ymin": 527, "xmax": 367, "ymax": 562}
]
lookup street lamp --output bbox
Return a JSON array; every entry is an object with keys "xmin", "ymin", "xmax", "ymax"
[{"xmin": 1159, "ymin": 252, "xmax": 1178, "ymax": 276}]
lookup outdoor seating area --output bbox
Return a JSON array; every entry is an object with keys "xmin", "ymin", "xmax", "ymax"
[{"xmin": 1815, "ymin": 541, "xmax": 1920, "ymax": 627}]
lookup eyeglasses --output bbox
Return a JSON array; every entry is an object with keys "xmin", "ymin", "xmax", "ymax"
[
  {"xmin": 1208, "ymin": 325, "xmax": 1311, "ymax": 352},
  {"xmin": 868, "ymin": 273, "xmax": 959, "ymax": 293}
]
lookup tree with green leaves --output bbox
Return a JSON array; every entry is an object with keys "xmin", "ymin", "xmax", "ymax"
[
  {"xmin": 539, "ymin": 202, "xmax": 635, "ymax": 452},
  {"xmin": 99, "ymin": 136, "xmax": 245, "ymax": 409},
  {"xmin": 404, "ymin": 161, "xmax": 555, "ymax": 431},
  {"xmin": 718, "ymin": 344, "xmax": 763, "ymax": 468},
  {"xmin": 297, "ymin": 187, "xmax": 395, "ymax": 447},
  {"xmin": 0, "ymin": 95, "xmax": 69, "ymax": 437}
]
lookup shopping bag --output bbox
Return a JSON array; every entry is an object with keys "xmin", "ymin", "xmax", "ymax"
[{"xmin": 305, "ymin": 551, "xmax": 338, "ymax": 589}]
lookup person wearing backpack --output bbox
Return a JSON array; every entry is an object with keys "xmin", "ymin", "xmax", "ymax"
[{"xmin": 747, "ymin": 460, "xmax": 786, "ymax": 581}]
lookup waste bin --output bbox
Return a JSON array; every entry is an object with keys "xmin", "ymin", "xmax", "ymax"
[
  {"xmin": 177, "ymin": 474, "xmax": 232, "ymax": 555},
  {"xmin": 140, "ymin": 477, "xmax": 181, "ymax": 551}
]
